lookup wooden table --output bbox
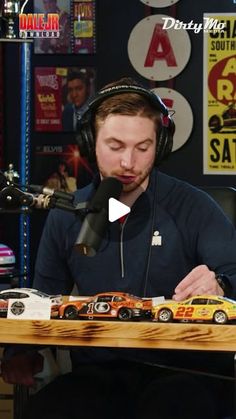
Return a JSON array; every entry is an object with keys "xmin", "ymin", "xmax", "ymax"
[
  {"xmin": 1, "ymin": 318, "xmax": 236, "ymax": 419},
  {"xmin": 1, "ymin": 317, "xmax": 236, "ymax": 351}
]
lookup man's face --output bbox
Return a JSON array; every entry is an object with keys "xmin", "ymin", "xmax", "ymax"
[
  {"xmin": 43, "ymin": 0, "xmax": 57, "ymax": 13},
  {"xmin": 96, "ymin": 114, "xmax": 156, "ymax": 193},
  {"xmin": 67, "ymin": 78, "xmax": 88, "ymax": 108}
]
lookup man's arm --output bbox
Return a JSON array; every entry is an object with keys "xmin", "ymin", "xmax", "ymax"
[
  {"xmin": 172, "ymin": 188, "xmax": 236, "ymax": 300},
  {"xmin": 34, "ymin": 208, "xmax": 75, "ymax": 294}
]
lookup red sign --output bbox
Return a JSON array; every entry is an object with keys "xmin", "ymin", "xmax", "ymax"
[{"xmin": 19, "ymin": 13, "xmax": 59, "ymax": 38}]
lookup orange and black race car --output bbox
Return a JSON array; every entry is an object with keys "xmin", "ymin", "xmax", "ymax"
[{"xmin": 58, "ymin": 291, "xmax": 153, "ymax": 320}]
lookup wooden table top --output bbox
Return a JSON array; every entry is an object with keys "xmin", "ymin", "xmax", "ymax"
[{"xmin": 0, "ymin": 318, "xmax": 236, "ymax": 351}]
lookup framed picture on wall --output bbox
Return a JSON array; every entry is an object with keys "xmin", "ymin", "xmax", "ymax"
[
  {"xmin": 34, "ymin": 66, "xmax": 96, "ymax": 132},
  {"xmin": 32, "ymin": 144, "xmax": 95, "ymax": 191},
  {"xmin": 72, "ymin": 0, "xmax": 96, "ymax": 54},
  {"xmin": 33, "ymin": 0, "xmax": 96, "ymax": 54}
]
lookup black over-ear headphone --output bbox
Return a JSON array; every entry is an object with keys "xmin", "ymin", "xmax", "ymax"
[{"xmin": 76, "ymin": 84, "xmax": 175, "ymax": 166}]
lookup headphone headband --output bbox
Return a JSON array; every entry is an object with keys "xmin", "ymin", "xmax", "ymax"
[{"xmin": 88, "ymin": 84, "xmax": 169, "ymax": 117}]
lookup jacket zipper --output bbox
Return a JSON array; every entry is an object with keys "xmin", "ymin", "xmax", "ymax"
[{"xmin": 120, "ymin": 216, "xmax": 129, "ymax": 278}]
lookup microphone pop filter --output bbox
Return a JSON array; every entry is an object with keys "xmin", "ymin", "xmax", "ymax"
[{"xmin": 75, "ymin": 177, "xmax": 123, "ymax": 256}]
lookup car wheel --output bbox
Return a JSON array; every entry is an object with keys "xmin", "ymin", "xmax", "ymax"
[
  {"xmin": 208, "ymin": 115, "xmax": 222, "ymax": 133},
  {"xmin": 213, "ymin": 310, "xmax": 228, "ymax": 324},
  {"xmin": 63, "ymin": 305, "xmax": 78, "ymax": 319},
  {"xmin": 118, "ymin": 308, "xmax": 132, "ymax": 321},
  {"xmin": 158, "ymin": 308, "xmax": 173, "ymax": 322}
]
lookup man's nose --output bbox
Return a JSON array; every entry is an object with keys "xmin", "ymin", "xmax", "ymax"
[{"xmin": 120, "ymin": 150, "xmax": 135, "ymax": 169}]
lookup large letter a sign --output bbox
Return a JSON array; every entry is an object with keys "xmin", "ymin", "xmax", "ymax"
[
  {"xmin": 128, "ymin": 14, "xmax": 191, "ymax": 81},
  {"xmin": 144, "ymin": 23, "xmax": 177, "ymax": 68}
]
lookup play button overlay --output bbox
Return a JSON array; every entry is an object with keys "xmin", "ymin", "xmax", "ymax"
[
  {"xmin": 108, "ymin": 198, "xmax": 130, "ymax": 222},
  {"xmin": 75, "ymin": 176, "xmax": 151, "ymax": 256}
]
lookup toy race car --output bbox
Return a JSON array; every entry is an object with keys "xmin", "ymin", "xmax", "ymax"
[
  {"xmin": 208, "ymin": 102, "xmax": 236, "ymax": 133},
  {"xmin": 59, "ymin": 291, "xmax": 153, "ymax": 320},
  {"xmin": 152, "ymin": 295, "xmax": 236, "ymax": 324},
  {"xmin": 0, "ymin": 288, "xmax": 62, "ymax": 317}
]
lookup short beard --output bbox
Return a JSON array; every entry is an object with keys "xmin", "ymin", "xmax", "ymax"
[{"xmin": 96, "ymin": 157, "xmax": 154, "ymax": 193}]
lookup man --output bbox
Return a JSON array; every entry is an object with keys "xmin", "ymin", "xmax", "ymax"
[
  {"xmin": 62, "ymin": 71, "xmax": 91, "ymax": 131},
  {"xmin": 2, "ymin": 77, "xmax": 236, "ymax": 419}
]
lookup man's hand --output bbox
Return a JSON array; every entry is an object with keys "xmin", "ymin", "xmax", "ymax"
[
  {"xmin": 1, "ymin": 352, "xmax": 44, "ymax": 386},
  {"xmin": 172, "ymin": 264, "xmax": 224, "ymax": 301}
]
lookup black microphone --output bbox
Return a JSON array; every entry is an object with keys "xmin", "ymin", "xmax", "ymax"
[{"xmin": 74, "ymin": 177, "xmax": 123, "ymax": 256}]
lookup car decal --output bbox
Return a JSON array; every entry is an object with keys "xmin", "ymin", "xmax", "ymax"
[
  {"xmin": 10, "ymin": 301, "xmax": 25, "ymax": 316},
  {"xmin": 87, "ymin": 302, "xmax": 111, "ymax": 314}
]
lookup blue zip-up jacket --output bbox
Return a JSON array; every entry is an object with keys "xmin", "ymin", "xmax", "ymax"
[{"xmin": 34, "ymin": 169, "xmax": 236, "ymax": 370}]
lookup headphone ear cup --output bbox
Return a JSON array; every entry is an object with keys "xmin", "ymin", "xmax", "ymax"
[
  {"xmin": 76, "ymin": 113, "xmax": 96, "ymax": 162},
  {"xmin": 155, "ymin": 117, "xmax": 175, "ymax": 166}
]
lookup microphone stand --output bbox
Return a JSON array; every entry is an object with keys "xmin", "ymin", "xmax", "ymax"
[{"xmin": 0, "ymin": 185, "xmax": 89, "ymax": 218}]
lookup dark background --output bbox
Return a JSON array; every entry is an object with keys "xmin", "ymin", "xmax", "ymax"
[{"xmin": 1, "ymin": 0, "xmax": 235, "ymax": 282}]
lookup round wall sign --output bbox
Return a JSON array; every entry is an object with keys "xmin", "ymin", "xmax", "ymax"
[
  {"xmin": 128, "ymin": 14, "xmax": 191, "ymax": 81},
  {"xmin": 140, "ymin": 0, "xmax": 180, "ymax": 8}
]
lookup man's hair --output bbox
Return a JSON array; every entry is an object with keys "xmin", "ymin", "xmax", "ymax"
[
  {"xmin": 67, "ymin": 71, "xmax": 90, "ymax": 88},
  {"xmin": 94, "ymin": 77, "xmax": 161, "ymax": 134}
]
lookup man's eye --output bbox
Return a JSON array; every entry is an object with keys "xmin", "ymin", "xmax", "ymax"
[
  {"xmin": 110, "ymin": 146, "xmax": 122, "ymax": 151},
  {"xmin": 137, "ymin": 146, "xmax": 148, "ymax": 152}
]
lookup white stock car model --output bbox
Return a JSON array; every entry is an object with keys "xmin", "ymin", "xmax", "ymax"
[{"xmin": 0, "ymin": 288, "xmax": 62, "ymax": 317}]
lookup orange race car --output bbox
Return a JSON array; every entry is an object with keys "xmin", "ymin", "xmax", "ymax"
[
  {"xmin": 58, "ymin": 291, "xmax": 153, "ymax": 320},
  {"xmin": 152, "ymin": 295, "xmax": 236, "ymax": 324}
]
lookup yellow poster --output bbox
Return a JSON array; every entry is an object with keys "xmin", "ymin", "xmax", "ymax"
[{"xmin": 203, "ymin": 13, "xmax": 236, "ymax": 174}]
